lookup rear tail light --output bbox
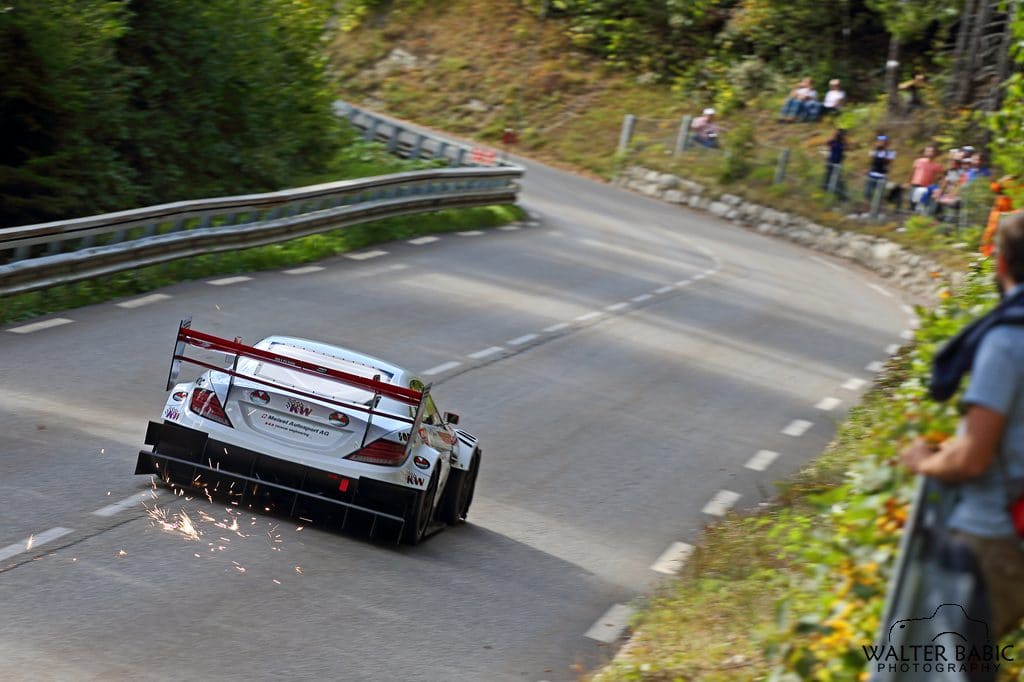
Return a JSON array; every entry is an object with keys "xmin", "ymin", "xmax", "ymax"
[
  {"xmin": 344, "ymin": 439, "xmax": 408, "ymax": 466},
  {"xmin": 189, "ymin": 388, "xmax": 233, "ymax": 427}
]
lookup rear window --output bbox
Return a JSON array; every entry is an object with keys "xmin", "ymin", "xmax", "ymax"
[{"xmin": 245, "ymin": 343, "xmax": 394, "ymax": 404}]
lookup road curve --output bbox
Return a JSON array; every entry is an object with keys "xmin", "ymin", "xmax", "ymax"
[{"xmin": 0, "ymin": 154, "xmax": 913, "ymax": 681}]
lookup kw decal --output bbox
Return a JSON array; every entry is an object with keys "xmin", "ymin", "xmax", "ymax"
[
  {"xmin": 163, "ymin": 407, "xmax": 182, "ymax": 421},
  {"xmin": 406, "ymin": 474, "xmax": 425, "ymax": 486},
  {"xmin": 286, "ymin": 398, "xmax": 312, "ymax": 417}
]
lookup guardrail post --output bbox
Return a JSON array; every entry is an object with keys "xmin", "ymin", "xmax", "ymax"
[
  {"xmin": 411, "ymin": 134, "xmax": 425, "ymax": 160},
  {"xmin": 453, "ymin": 147, "xmax": 467, "ymax": 167},
  {"xmin": 617, "ymin": 114, "xmax": 636, "ymax": 154},
  {"xmin": 674, "ymin": 115, "xmax": 693, "ymax": 155},
  {"xmin": 773, "ymin": 148, "xmax": 790, "ymax": 185},
  {"xmin": 387, "ymin": 126, "xmax": 400, "ymax": 153},
  {"xmin": 364, "ymin": 119, "xmax": 379, "ymax": 142}
]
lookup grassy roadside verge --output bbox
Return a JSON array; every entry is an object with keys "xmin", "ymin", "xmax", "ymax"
[
  {"xmin": 590, "ymin": 258, "xmax": 1024, "ymax": 680},
  {"xmin": 0, "ymin": 203, "xmax": 523, "ymax": 326}
]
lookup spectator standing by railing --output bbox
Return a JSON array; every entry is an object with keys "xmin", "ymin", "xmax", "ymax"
[
  {"xmin": 823, "ymin": 128, "xmax": 847, "ymax": 199},
  {"xmin": 865, "ymin": 134, "xmax": 895, "ymax": 205},
  {"xmin": 901, "ymin": 211, "xmax": 1024, "ymax": 644},
  {"xmin": 905, "ymin": 144, "xmax": 944, "ymax": 213}
]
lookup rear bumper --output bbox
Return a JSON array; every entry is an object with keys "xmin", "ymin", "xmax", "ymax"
[{"xmin": 136, "ymin": 421, "xmax": 416, "ymax": 540}]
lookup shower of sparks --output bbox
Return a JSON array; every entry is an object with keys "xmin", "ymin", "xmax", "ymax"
[
  {"xmin": 294, "ymin": 566, "xmax": 303, "ymax": 574},
  {"xmin": 295, "ymin": 526, "xmax": 304, "ymax": 532},
  {"xmin": 147, "ymin": 505, "xmax": 202, "ymax": 541},
  {"xmin": 273, "ymin": 579, "xmax": 281, "ymax": 585},
  {"xmin": 118, "ymin": 549, "xmax": 127, "ymax": 557},
  {"xmin": 100, "ymin": 449, "xmax": 105, "ymax": 455}
]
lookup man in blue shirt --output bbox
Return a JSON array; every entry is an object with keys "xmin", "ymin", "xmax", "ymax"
[{"xmin": 902, "ymin": 212, "xmax": 1024, "ymax": 640}]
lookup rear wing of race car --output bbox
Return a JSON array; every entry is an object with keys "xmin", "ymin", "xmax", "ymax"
[{"xmin": 165, "ymin": 318, "xmax": 431, "ymax": 446}]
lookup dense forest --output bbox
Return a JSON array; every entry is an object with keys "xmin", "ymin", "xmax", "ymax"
[{"xmin": 0, "ymin": 0, "xmax": 339, "ymax": 228}]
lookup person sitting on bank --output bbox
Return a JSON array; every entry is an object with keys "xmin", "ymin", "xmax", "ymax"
[
  {"xmin": 780, "ymin": 77, "xmax": 818, "ymax": 123},
  {"xmin": 821, "ymin": 79, "xmax": 846, "ymax": 117},
  {"xmin": 690, "ymin": 108, "xmax": 720, "ymax": 148}
]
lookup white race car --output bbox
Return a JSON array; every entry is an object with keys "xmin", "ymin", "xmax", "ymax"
[{"xmin": 136, "ymin": 320, "xmax": 481, "ymax": 544}]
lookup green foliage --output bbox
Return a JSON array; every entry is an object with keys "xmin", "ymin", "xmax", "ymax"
[
  {"xmin": 718, "ymin": 120, "xmax": 756, "ymax": 182},
  {"xmin": 988, "ymin": 8, "xmax": 1024, "ymax": 190}
]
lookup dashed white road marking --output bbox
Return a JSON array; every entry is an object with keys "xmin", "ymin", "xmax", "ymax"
[
  {"xmin": 886, "ymin": 343, "xmax": 901, "ymax": 355},
  {"xmin": 498, "ymin": 224, "xmax": 521, "ymax": 231},
  {"xmin": 408, "ymin": 236, "xmax": 439, "ymax": 245},
  {"xmin": 653, "ymin": 286, "xmax": 673, "ymax": 295},
  {"xmin": 675, "ymin": 279, "xmax": 693, "ymax": 287},
  {"xmin": 782, "ymin": 420, "xmax": 814, "ymax": 437},
  {"xmin": 346, "ymin": 250, "xmax": 388, "ymax": 261},
  {"xmin": 809, "ymin": 255, "xmax": 845, "ymax": 272},
  {"xmin": 0, "ymin": 527, "xmax": 74, "ymax": 562},
  {"xmin": 92, "ymin": 491, "xmax": 160, "ymax": 517},
  {"xmin": 900, "ymin": 329, "xmax": 915, "ymax": 340},
  {"xmin": 422, "ymin": 361, "xmax": 462, "ymax": 376},
  {"xmin": 575, "ymin": 311, "xmax": 603, "ymax": 322},
  {"xmin": 745, "ymin": 450, "xmax": 779, "ymax": 472},
  {"xmin": 207, "ymin": 276, "xmax": 252, "ymax": 286},
  {"xmin": 605, "ymin": 302, "xmax": 629, "ymax": 312},
  {"xmin": 584, "ymin": 604, "xmax": 634, "ymax": 643},
  {"xmin": 457, "ymin": 230, "xmax": 485, "ymax": 237},
  {"xmin": 815, "ymin": 397, "xmax": 842, "ymax": 411},
  {"xmin": 283, "ymin": 265, "xmax": 325, "ymax": 275},
  {"xmin": 867, "ymin": 283, "xmax": 894, "ymax": 298},
  {"xmin": 651, "ymin": 542, "xmax": 695, "ymax": 575},
  {"xmin": 842, "ymin": 378, "xmax": 867, "ymax": 391},
  {"xmin": 468, "ymin": 346, "xmax": 504, "ymax": 360},
  {"xmin": 508, "ymin": 334, "xmax": 539, "ymax": 346},
  {"xmin": 6, "ymin": 318, "xmax": 74, "ymax": 334},
  {"xmin": 544, "ymin": 322, "xmax": 571, "ymax": 333},
  {"xmin": 631, "ymin": 294, "xmax": 653, "ymax": 303},
  {"xmin": 117, "ymin": 293, "xmax": 171, "ymax": 309},
  {"xmin": 692, "ymin": 272, "xmax": 708, "ymax": 281},
  {"xmin": 702, "ymin": 490, "xmax": 741, "ymax": 517},
  {"xmin": 866, "ymin": 360, "xmax": 885, "ymax": 373}
]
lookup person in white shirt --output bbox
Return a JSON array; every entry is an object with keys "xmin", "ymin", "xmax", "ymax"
[{"xmin": 821, "ymin": 79, "xmax": 845, "ymax": 117}]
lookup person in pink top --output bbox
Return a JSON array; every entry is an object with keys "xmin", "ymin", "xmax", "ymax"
[{"xmin": 906, "ymin": 145, "xmax": 945, "ymax": 213}]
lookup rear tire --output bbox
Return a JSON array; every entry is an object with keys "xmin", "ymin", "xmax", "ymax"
[
  {"xmin": 440, "ymin": 449, "xmax": 480, "ymax": 525},
  {"xmin": 401, "ymin": 470, "xmax": 438, "ymax": 545}
]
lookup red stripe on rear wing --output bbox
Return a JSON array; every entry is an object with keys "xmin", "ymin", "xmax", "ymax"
[{"xmin": 168, "ymin": 322, "xmax": 424, "ymax": 408}]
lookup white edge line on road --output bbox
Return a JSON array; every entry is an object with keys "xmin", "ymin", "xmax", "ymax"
[
  {"xmin": 422, "ymin": 361, "xmax": 462, "ymax": 376},
  {"xmin": 815, "ymin": 397, "xmax": 842, "ymax": 411},
  {"xmin": 468, "ymin": 346, "xmax": 504, "ymax": 360},
  {"xmin": 692, "ymin": 272, "xmax": 708, "ymax": 281},
  {"xmin": 631, "ymin": 294, "xmax": 653, "ymax": 303},
  {"xmin": 498, "ymin": 224, "xmax": 521, "ymax": 231},
  {"xmin": 702, "ymin": 490, "xmax": 741, "ymax": 517},
  {"xmin": 651, "ymin": 542, "xmax": 695, "ymax": 575},
  {"xmin": 457, "ymin": 230, "xmax": 485, "ymax": 237},
  {"xmin": 0, "ymin": 527, "xmax": 74, "ymax": 562},
  {"xmin": 605, "ymin": 302, "xmax": 629, "ymax": 312},
  {"xmin": 842, "ymin": 377, "xmax": 868, "ymax": 391},
  {"xmin": 6, "ymin": 318, "xmax": 74, "ymax": 334},
  {"xmin": 207, "ymin": 276, "xmax": 252, "ymax": 286},
  {"xmin": 575, "ymin": 311, "xmax": 603, "ymax": 322},
  {"xmin": 866, "ymin": 360, "xmax": 885, "ymax": 373},
  {"xmin": 92, "ymin": 490, "xmax": 160, "ymax": 517},
  {"xmin": 346, "ymin": 250, "xmax": 388, "ymax": 261},
  {"xmin": 408, "ymin": 236, "xmax": 439, "ymax": 245},
  {"xmin": 283, "ymin": 265, "xmax": 325, "ymax": 275},
  {"xmin": 584, "ymin": 604, "xmax": 634, "ymax": 643},
  {"xmin": 544, "ymin": 322, "xmax": 571, "ymax": 333},
  {"xmin": 782, "ymin": 419, "xmax": 814, "ymax": 437},
  {"xmin": 117, "ymin": 293, "xmax": 171, "ymax": 309},
  {"xmin": 676, "ymin": 279, "xmax": 693, "ymax": 287},
  {"xmin": 809, "ymin": 255, "xmax": 845, "ymax": 272},
  {"xmin": 867, "ymin": 283, "xmax": 894, "ymax": 298},
  {"xmin": 745, "ymin": 450, "xmax": 780, "ymax": 472},
  {"xmin": 653, "ymin": 286, "xmax": 673, "ymax": 295},
  {"xmin": 508, "ymin": 334, "xmax": 539, "ymax": 346}
]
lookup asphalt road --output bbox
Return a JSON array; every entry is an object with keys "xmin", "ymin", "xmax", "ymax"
[{"xmin": 0, "ymin": 155, "xmax": 914, "ymax": 681}]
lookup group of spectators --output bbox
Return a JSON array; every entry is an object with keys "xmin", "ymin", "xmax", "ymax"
[{"xmin": 779, "ymin": 77, "xmax": 847, "ymax": 123}]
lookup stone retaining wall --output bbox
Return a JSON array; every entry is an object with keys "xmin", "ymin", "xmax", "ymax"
[{"xmin": 614, "ymin": 166, "xmax": 959, "ymax": 301}]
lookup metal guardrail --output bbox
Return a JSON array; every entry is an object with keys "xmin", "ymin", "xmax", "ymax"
[{"xmin": 0, "ymin": 103, "xmax": 523, "ymax": 298}]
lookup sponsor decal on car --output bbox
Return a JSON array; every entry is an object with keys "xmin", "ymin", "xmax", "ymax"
[
  {"xmin": 172, "ymin": 391, "xmax": 188, "ymax": 402},
  {"xmin": 259, "ymin": 412, "xmax": 331, "ymax": 439},
  {"xmin": 249, "ymin": 390, "xmax": 270, "ymax": 405},
  {"xmin": 406, "ymin": 474, "xmax": 425, "ymax": 486},
  {"xmin": 164, "ymin": 407, "xmax": 182, "ymax": 421},
  {"xmin": 286, "ymin": 398, "xmax": 312, "ymax": 417},
  {"xmin": 413, "ymin": 455, "xmax": 430, "ymax": 470},
  {"xmin": 328, "ymin": 412, "xmax": 350, "ymax": 427}
]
